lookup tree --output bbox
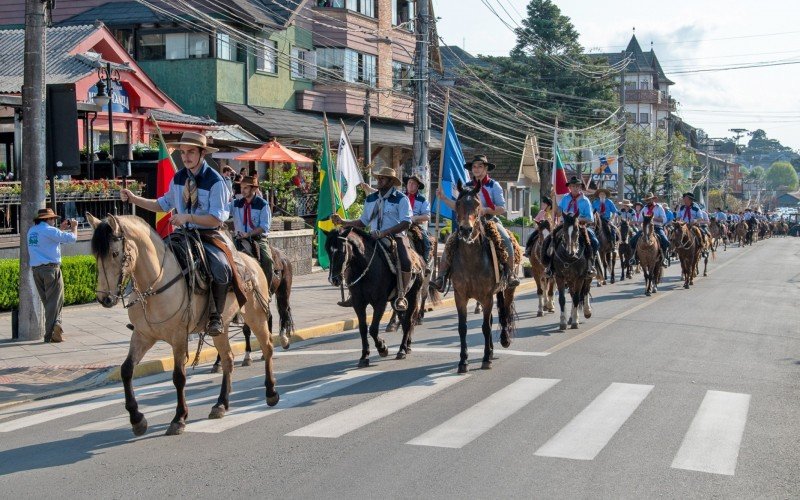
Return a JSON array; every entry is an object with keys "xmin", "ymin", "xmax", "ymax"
[
  {"xmin": 746, "ymin": 166, "xmax": 766, "ymax": 181},
  {"xmin": 765, "ymin": 161, "xmax": 799, "ymax": 190},
  {"xmin": 624, "ymin": 129, "xmax": 698, "ymax": 201}
]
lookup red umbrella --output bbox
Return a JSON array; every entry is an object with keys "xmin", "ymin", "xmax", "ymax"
[{"xmin": 235, "ymin": 139, "xmax": 314, "ymax": 209}]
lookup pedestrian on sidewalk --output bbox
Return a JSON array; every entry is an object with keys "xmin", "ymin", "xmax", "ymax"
[{"xmin": 27, "ymin": 208, "xmax": 78, "ymax": 343}]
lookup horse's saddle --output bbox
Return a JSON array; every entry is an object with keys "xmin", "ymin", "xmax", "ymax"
[{"xmin": 166, "ymin": 230, "xmax": 252, "ymax": 296}]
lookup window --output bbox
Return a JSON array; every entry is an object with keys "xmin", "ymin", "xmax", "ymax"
[
  {"xmin": 639, "ymin": 80, "xmax": 649, "ymax": 89},
  {"xmin": 216, "ymin": 33, "xmax": 237, "ymax": 61},
  {"xmin": 639, "ymin": 112, "xmax": 650, "ymax": 124},
  {"xmin": 164, "ymin": 33, "xmax": 210, "ymax": 60},
  {"xmin": 392, "ymin": 61, "xmax": 414, "ymax": 92},
  {"xmin": 319, "ymin": 0, "xmax": 374, "ymax": 16},
  {"xmin": 624, "ymin": 81, "xmax": 637, "ymax": 90},
  {"xmin": 139, "ymin": 33, "xmax": 165, "ymax": 60},
  {"xmin": 257, "ymin": 38, "xmax": 278, "ymax": 73},
  {"xmin": 317, "ymin": 48, "xmax": 375, "ymax": 85},
  {"xmin": 392, "ymin": 0, "xmax": 414, "ymax": 27},
  {"xmin": 291, "ymin": 47, "xmax": 317, "ymax": 80}
]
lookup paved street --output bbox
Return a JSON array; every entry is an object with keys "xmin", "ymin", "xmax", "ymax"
[{"xmin": 0, "ymin": 238, "xmax": 798, "ymax": 498}]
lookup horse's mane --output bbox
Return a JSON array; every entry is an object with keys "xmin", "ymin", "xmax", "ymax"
[{"xmin": 90, "ymin": 221, "xmax": 115, "ymax": 258}]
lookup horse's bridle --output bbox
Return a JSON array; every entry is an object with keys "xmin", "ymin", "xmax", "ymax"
[{"xmin": 329, "ymin": 233, "xmax": 378, "ymax": 288}]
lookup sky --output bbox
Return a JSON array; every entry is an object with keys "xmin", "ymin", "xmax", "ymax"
[{"xmin": 433, "ymin": 0, "xmax": 800, "ymax": 150}]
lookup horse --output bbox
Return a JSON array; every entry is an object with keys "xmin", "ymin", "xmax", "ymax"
[
  {"xmin": 709, "ymin": 218, "xmax": 727, "ymax": 252},
  {"xmin": 635, "ymin": 215, "xmax": 662, "ymax": 296},
  {"xmin": 385, "ymin": 227, "xmax": 440, "ymax": 333},
  {"xmin": 448, "ymin": 180, "xmax": 519, "ymax": 373},
  {"xmin": 617, "ymin": 219, "xmax": 633, "ymax": 281},
  {"xmin": 593, "ymin": 213, "xmax": 618, "ymax": 286},
  {"xmin": 550, "ymin": 213, "xmax": 593, "ymax": 330},
  {"xmin": 528, "ymin": 219, "xmax": 555, "ymax": 317},
  {"xmin": 325, "ymin": 227, "xmax": 426, "ymax": 367},
  {"xmin": 87, "ymin": 213, "xmax": 279, "ymax": 436},
  {"xmin": 694, "ymin": 228, "xmax": 715, "ymax": 278},
  {"xmin": 211, "ymin": 240, "xmax": 294, "ymax": 372},
  {"xmin": 669, "ymin": 221, "xmax": 699, "ymax": 289}
]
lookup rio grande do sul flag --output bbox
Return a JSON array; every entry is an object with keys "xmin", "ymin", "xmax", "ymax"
[
  {"xmin": 155, "ymin": 138, "xmax": 175, "ymax": 238},
  {"xmin": 551, "ymin": 143, "xmax": 569, "ymax": 203}
]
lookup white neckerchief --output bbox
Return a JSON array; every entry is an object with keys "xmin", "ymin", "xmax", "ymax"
[{"xmin": 370, "ymin": 187, "xmax": 396, "ymax": 230}]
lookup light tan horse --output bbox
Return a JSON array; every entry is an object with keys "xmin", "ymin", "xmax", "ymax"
[
  {"xmin": 635, "ymin": 215, "xmax": 661, "ymax": 296},
  {"xmin": 87, "ymin": 214, "xmax": 279, "ymax": 436},
  {"xmin": 528, "ymin": 219, "xmax": 555, "ymax": 316},
  {"xmin": 709, "ymin": 218, "xmax": 727, "ymax": 251},
  {"xmin": 669, "ymin": 221, "xmax": 699, "ymax": 289}
]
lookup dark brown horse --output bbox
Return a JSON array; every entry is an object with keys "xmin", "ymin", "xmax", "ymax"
[
  {"xmin": 448, "ymin": 180, "xmax": 518, "ymax": 373},
  {"xmin": 529, "ymin": 219, "xmax": 555, "ymax": 316},
  {"xmin": 385, "ymin": 227, "xmax": 439, "ymax": 332},
  {"xmin": 593, "ymin": 213, "xmax": 618, "ymax": 286},
  {"xmin": 550, "ymin": 213, "xmax": 593, "ymax": 330},
  {"xmin": 669, "ymin": 221, "xmax": 699, "ymax": 289},
  {"xmin": 617, "ymin": 219, "xmax": 633, "ymax": 281},
  {"xmin": 325, "ymin": 227, "xmax": 425, "ymax": 366}
]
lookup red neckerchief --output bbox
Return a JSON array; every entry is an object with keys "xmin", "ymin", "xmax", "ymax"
[
  {"xmin": 477, "ymin": 176, "xmax": 496, "ymax": 210},
  {"xmin": 408, "ymin": 193, "xmax": 416, "ymax": 209},
  {"xmin": 600, "ymin": 199, "xmax": 606, "ymax": 215},
  {"xmin": 646, "ymin": 203, "xmax": 655, "ymax": 216},
  {"xmin": 683, "ymin": 205, "xmax": 692, "ymax": 221},
  {"xmin": 243, "ymin": 198, "xmax": 254, "ymax": 230},
  {"xmin": 567, "ymin": 194, "xmax": 580, "ymax": 215}
]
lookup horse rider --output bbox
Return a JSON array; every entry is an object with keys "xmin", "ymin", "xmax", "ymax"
[
  {"xmin": 524, "ymin": 196, "xmax": 554, "ymax": 257},
  {"xmin": 696, "ymin": 206, "xmax": 712, "ymax": 239},
  {"xmin": 404, "ymin": 174, "xmax": 432, "ymax": 265},
  {"xmin": 617, "ymin": 199, "xmax": 635, "ymax": 223},
  {"xmin": 631, "ymin": 201, "xmax": 644, "ymax": 230},
  {"xmin": 715, "ymin": 207, "xmax": 728, "ymax": 223},
  {"xmin": 331, "ymin": 166, "xmax": 415, "ymax": 311},
  {"xmin": 592, "ymin": 187, "xmax": 618, "ymax": 245},
  {"xmin": 629, "ymin": 192, "xmax": 670, "ymax": 266},
  {"xmin": 542, "ymin": 176, "xmax": 599, "ymax": 278},
  {"xmin": 120, "ymin": 131, "xmax": 239, "ymax": 336},
  {"xmin": 663, "ymin": 203, "xmax": 675, "ymax": 224},
  {"xmin": 677, "ymin": 192, "xmax": 711, "ymax": 240},
  {"xmin": 434, "ymin": 155, "xmax": 520, "ymax": 291},
  {"xmin": 230, "ymin": 175, "xmax": 275, "ymax": 285}
]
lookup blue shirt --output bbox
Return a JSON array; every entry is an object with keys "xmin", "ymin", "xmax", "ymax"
[
  {"xmin": 465, "ymin": 177, "xmax": 505, "ymax": 209},
  {"xmin": 714, "ymin": 211, "xmax": 727, "ymax": 221},
  {"xmin": 678, "ymin": 204, "xmax": 702, "ymax": 223},
  {"xmin": 157, "ymin": 161, "xmax": 231, "ymax": 228},
  {"xmin": 558, "ymin": 193, "xmax": 594, "ymax": 221},
  {"xmin": 27, "ymin": 222, "xmax": 77, "ymax": 267},
  {"xmin": 664, "ymin": 208, "xmax": 675, "ymax": 223},
  {"xmin": 230, "ymin": 195, "xmax": 271, "ymax": 235},
  {"xmin": 408, "ymin": 193, "xmax": 431, "ymax": 230},
  {"xmin": 642, "ymin": 203, "xmax": 667, "ymax": 226},
  {"xmin": 618, "ymin": 208, "xmax": 635, "ymax": 222},
  {"xmin": 359, "ymin": 187, "xmax": 413, "ymax": 234},
  {"xmin": 592, "ymin": 198, "xmax": 618, "ymax": 220}
]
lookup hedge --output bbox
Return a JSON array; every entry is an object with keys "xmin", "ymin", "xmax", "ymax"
[{"xmin": 0, "ymin": 256, "xmax": 97, "ymax": 311}]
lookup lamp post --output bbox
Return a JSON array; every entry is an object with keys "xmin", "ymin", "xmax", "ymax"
[{"xmin": 93, "ymin": 62, "xmax": 122, "ymax": 213}]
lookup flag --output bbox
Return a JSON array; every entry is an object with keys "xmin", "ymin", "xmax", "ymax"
[
  {"xmin": 337, "ymin": 129, "xmax": 363, "ymax": 209},
  {"xmin": 154, "ymin": 136, "xmax": 176, "ymax": 238},
  {"xmin": 432, "ymin": 114, "xmax": 468, "ymax": 220},
  {"xmin": 551, "ymin": 142, "xmax": 569, "ymax": 203},
  {"xmin": 316, "ymin": 123, "xmax": 347, "ymax": 269}
]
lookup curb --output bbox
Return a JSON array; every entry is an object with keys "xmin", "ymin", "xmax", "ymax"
[{"xmin": 106, "ymin": 280, "xmax": 538, "ymax": 382}]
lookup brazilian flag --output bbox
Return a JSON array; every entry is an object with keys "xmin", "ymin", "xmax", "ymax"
[{"xmin": 315, "ymin": 124, "xmax": 347, "ymax": 269}]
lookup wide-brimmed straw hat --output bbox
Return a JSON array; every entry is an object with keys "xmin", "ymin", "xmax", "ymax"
[
  {"xmin": 236, "ymin": 175, "xmax": 259, "ymax": 188},
  {"xmin": 595, "ymin": 187, "xmax": 613, "ymax": 198},
  {"xmin": 642, "ymin": 192, "xmax": 658, "ymax": 202},
  {"xmin": 464, "ymin": 155, "xmax": 496, "ymax": 171},
  {"xmin": 620, "ymin": 199, "xmax": 633, "ymax": 207},
  {"xmin": 167, "ymin": 131, "xmax": 219, "ymax": 154},
  {"xmin": 372, "ymin": 166, "xmax": 402, "ymax": 187},
  {"xmin": 403, "ymin": 174, "xmax": 425, "ymax": 190},
  {"xmin": 33, "ymin": 208, "xmax": 59, "ymax": 222}
]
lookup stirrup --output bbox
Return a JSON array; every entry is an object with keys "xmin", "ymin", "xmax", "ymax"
[
  {"xmin": 394, "ymin": 297, "xmax": 408, "ymax": 311},
  {"xmin": 432, "ymin": 274, "xmax": 447, "ymax": 292},
  {"xmin": 337, "ymin": 296, "xmax": 352, "ymax": 308}
]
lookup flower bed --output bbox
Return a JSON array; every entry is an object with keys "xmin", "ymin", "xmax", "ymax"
[{"xmin": 0, "ymin": 179, "xmax": 143, "ymax": 204}]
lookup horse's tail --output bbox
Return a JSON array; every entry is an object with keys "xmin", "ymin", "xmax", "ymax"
[{"xmin": 426, "ymin": 283, "xmax": 442, "ymax": 306}]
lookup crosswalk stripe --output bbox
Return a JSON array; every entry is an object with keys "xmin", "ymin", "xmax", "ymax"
[
  {"xmin": 0, "ymin": 374, "xmax": 217, "ymax": 433},
  {"xmin": 534, "ymin": 382, "xmax": 653, "ymax": 460},
  {"xmin": 185, "ymin": 370, "xmax": 382, "ymax": 434},
  {"xmin": 407, "ymin": 377, "xmax": 560, "ymax": 449},
  {"xmin": 671, "ymin": 391, "xmax": 750, "ymax": 476},
  {"xmin": 287, "ymin": 372, "xmax": 467, "ymax": 439}
]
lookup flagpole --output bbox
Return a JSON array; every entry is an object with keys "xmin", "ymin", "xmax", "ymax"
[
  {"xmin": 433, "ymin": 88, "xmax": 450, "ymax": 272},
  {"xmin": 149, "ymin": 115, "xmax": 178, "ymax": 173},
  {"xmin": 551, "ymin": 118, "xmax": 559, "ymax": 225}
]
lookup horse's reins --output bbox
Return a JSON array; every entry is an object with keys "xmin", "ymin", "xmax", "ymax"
[{"xmin": 333, "ymin": 233, "xmax": 379, "ymax": 288}]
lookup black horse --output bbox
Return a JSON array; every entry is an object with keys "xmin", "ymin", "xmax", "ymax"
[
  {"xmin": 325, "ymin": 227, "xmax": 425, "ymax": 367},
  {"xmin": 550, "ymin": 213, "xmax": 593, "ymax": 331},
  {"xmin": 618, "ymin": 219, "xmax": 633, "ymax": 281}
]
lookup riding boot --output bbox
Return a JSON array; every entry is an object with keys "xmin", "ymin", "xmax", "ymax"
[
  {"xmin": 394, "ymin": 272, "xmax": 411, "ymax": 311},
  {"xmin": 208, "ymin": 283, "xmax": 228, "ymax": 337},
  {"xmin": 337, "ymin": 295, "xmax": 353, "ymax": 307}
]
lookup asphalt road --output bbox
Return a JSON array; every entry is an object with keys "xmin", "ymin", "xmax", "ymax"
[{"xmin": 1, "ymin": 238, "xmax": 798, "ymax": 499}]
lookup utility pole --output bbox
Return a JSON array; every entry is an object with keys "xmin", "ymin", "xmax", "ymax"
[
  {"xmin": 412, "ymin": 0, "xmax": 430, "ymax": 188},
  {"xmin": 363, "ymin": 87, "xmax": 371, "ymax": 166},
  {"xmin": 18, "ymin": 0, "xmax": 48, "ymax": 340},
  {"xmin": 665, "ymin": 115, "xmax": 674, "ymax": 206},
  {"xmin": 616, "ymin": 52, "xmax": 627, "ymax": 202}
]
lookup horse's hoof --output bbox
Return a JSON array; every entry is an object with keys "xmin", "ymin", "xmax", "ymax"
[
  {"xmin": 208, "ymin": 405, "xmax": 226, "ymax": 419},
  {"xmin": 241, "ymin": 357, "xmax": 252, "ymax": 367},
  {"xmin": 646, "ymin": 291, "xmax": 651, "ymax": 296},
  {"xmin": 457, "ymin": 364, "xmax": 468, "ymax": 374},
  {"xmin": 358, "ymin": 358, "xmax": 370, "ymax": 368},
  {"xmin": 537, "ymin": 311, "xmax": 543, "ymax": 317},
  {"xmin": 266, "ymin": 392, "xmax": 280, "ymax": 407},
  {"xmin": 210, "ymin": 363, "xmax": 221, "ymax": 374},
  {"xmin": 377, "ymin": 343, "xmax": 389, "ymax": 358},
  {"xmin": 415, "ymin": 318, "xmax": 423, "ymax": 326},
  {"xmin": 559, "ymin": 323, "xmax": 567, "ymax": 331},
  {"xmin": 131, "ymin": 416, "xmax": 148, "ymax": 437},
  {"xmin": 385, "ymin": 322, "xmax": 398, "ymax": 333},
  {"xmin": 280, "ymin": 335, "xmax": 291, "ymax": 350},
  {"xmin": 684, "ymin": 284, "xmax": 690, "ymax": 289},
  {"xmin": 703, "ymin": 273, "xmax": 708, "ymax": 277},
  {"xmin": 500, "ymin": 336, "xmax": 510, "ymax": 348},
  {"xmin": 481, "ymin": 361, "xmax": 492, "ymax": 370},
  {"xmin": 584, "ymin": 310, "xmax": 592, "ymax": 319},
  {"xmin": 570, "ymin": 323, "xmax": 579, "ymax": 330},
  {"xmin": 610, "ymin": 278, "xmax": 615, "ymax": 284},
  {"xmin": 396, "ymin": 351, "xmax": 406, "ymax": 360},
  {"xmin": 165, "ymin": 421, "xmax": 185, "ymax": 436},
  {"xmin": 602, "ymin": 280, "xmax": 607, "ymax": 285}
]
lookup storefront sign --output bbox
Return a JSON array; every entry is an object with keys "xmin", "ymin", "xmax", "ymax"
[{"xmin": 87, "ymin": 82, "xmax": 130, "ymax": 113}]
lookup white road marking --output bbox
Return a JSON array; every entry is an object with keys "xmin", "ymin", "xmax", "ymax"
[
  {"xmin": 287, "ymin": 372, "xmax": 467, "ymax": 438},
  {"xmin": 534, "ymin": 382, "xmax": 653, "ymax": 460},
  {"xmin": 407, "ymin": 378, "xmax": 560, "ymax": 449},
  {"xmin": 0, "ymin": 374, "xmax": 216, "ymax": 433},
  {"xmin": 271, "ymin": 347, "xmax": 549, "ymax": 357},
  {"xmin": 671, "ymin": 390, "xmax": 751, "ymax": 476},
  {"xmin": 185, "ymin": 370, "xmax": 382, "ymax": 433}
]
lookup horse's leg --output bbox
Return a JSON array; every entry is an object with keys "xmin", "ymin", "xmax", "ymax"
[
  {"xmin": 547, "ymin": 278, "xmax": 555, "ymax": 312},
  {"xmin": 209, "ymin": 326, "xmax": 234, "ymax": 419},
  {"xmin": 583, "ymin": 280, "xmax": 593, "ymax": 319},
  {"xmin": 535, "ymin": 276, "xmax": 544, "ymax": 317},
  {"xmin": 355, "ymin": 304, "xmax": 371, "ymax": 368},
  {"xmin": 609, "ymin": 251, "xmax": 616, "ymax": 284},
  {"xmin": 369, "ymin": 300, "xmax": 390, "ymax": 359},
  {"xmin": 643, "ymin": 265, "xmax": 652, "ymax": 296},
  {"xmin": 397, "ymin": 285, "xmax": 420, "ymax": 359},
  {"xmin": 557, "ymin": 278, "xmax": 567, "ymax": 331},
  {"xmin": 474, "ymin": 302, "xmax": 482, "ymax": 314},
  {"xmin": 165, "ymin": 344, "xmax": 189, "ymax": 436},
  {"xmin": 456, "ymin": 293, "xmax": 469, "ymax": 374},
  {"xmin": 276, "ymin": 280, "xmax": 292, "ymax": 350},
  {"xmin": 570, "ymin": 288, "xmax": 580, "ymax": 329},
  {"xmin": 385, "ymin": 310, "xmax": 399, "ymax": 333},
  {"xmin": 499, "ymin": 288, "xmax": 515, "ymax": 348},
  {"xmin": 211, "ymin": 353, "xmax": 222, "ymax": 373},
  {"xmin": 241, "ymin": 324, "xmax": 252, "ymax": 367},
  {"xmin": 242, "ymin": 300, "xmax": 279, "ymax": 407},
  {"xmin": 122, "ymin": 331, "xmax": 155, "ymax": 437},
  {"xmin": 481, "ymin": 297, "xmax": 494, "ymax": 370}
]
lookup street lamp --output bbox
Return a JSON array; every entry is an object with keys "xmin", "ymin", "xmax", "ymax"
[{"xmin": 93, "ymin": 62, "xmax": 122, "ymax": 213}]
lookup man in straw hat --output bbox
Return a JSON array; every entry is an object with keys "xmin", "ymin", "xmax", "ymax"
[
  {"xmin": 630, "ymin": 192, "xmax": 669, "ymax": 266},
  {"xmin": 27, "ymin": 208, "xmax": 78, "ymax": 342},
  {"xmin": 120, "ymin": 131, "xmax": 239, "ymax": 336},
  {"xmin": 332, "ymin": 166, "xmax": 416, "ymax": 311},
  {"xmin": 434, "ymin": 154, "xmax": 520, "ymax": 291},
  {"xmin": 618, "ymin": 199, "xmax": 635, "ymax": 224},
  {"xmin": 231, "ymin": 175, "xmax": 275, "ymax": 285}
]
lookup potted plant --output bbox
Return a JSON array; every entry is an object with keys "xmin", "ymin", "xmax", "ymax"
[
  {"xmin": 133, "ymin": 142, "xmax": 160, "ymax": 161},
  {"xmin": 96, "ymin": 142, "xmax": 111, "ymax": 161}
]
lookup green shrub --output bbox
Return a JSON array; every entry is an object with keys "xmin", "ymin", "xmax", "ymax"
[{"xmin": 0, "ymin": 256, "xmax": 97, "ymax": 311}]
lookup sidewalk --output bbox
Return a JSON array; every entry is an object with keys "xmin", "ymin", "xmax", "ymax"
[{"xmin": 0, "ymin": 267, "xmax": 388, "ymax": 407}]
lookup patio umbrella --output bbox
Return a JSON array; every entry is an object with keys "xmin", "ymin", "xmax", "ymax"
[{"xmin": 235, "ymin": 139, "xmax": 314, "ymax": 210}]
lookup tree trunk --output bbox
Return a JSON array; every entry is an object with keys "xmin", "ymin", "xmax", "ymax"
[{"xmin": 19, "ymin": 0, "xmax": 47, "ymax": 340}]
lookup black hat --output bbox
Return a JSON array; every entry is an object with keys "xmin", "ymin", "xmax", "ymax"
[
  {"xmin": 567, "ymin": 176, "xmax": 582, "ymax": 186},
  {"xmin": 403, "ymin": 174, "xmax": 425, "ymax": 190},
  {"xmin": 464, "ymin": 154, "xmax": 495, "ymax": 171},
  {"xmin": 541, "ymin": 196, "xmax": 553, "ymax": 207},
  {"xmin": 682, "ymin": 192, "xmax": 695, "ymax": 200}
]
